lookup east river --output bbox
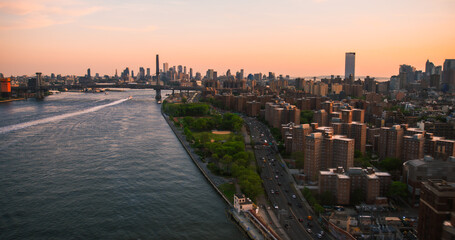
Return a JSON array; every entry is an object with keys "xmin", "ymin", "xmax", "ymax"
[{"xmin": 0, "ymin": 90, "xmax": 246, "ymax": 239}]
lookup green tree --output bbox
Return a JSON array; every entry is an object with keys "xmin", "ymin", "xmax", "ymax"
[
  {"xmin": 300, "ymin": 110, "xmax": 314, "ymax": 124},
  {"xmin": 388, "ymin": 181, "xmax": 408, "ymax": 199},
  {"xmin": 291, "ymin": 151, "xmax": 305, "ymax": 169},
  {"xmin": 314, "ymin": 203, "xmax": 325, "ymax": 214},
  {"xmin": 379, "ymin": 157, "xmax": 402, "ymax": 172},
  {"xmin": 354, "ymin": 150, "xmax": 363, "ymax": 159}
]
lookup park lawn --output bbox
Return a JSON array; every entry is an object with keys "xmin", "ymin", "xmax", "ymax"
[
  {"xmin": 219, "ymin": 182, "xmax": 236, "ymax": 204},
  {"xmin": 192, "ymin": 131, "xmax": 237, "ymax": 142}
]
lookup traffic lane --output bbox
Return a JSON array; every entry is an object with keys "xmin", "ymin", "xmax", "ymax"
[
  {"xmin": 258, "ymin": 145, "xmax": 324, "ymax": 239},
  {"xmin": 263, "ymin": 157, "xmax": 315, "ymax": 239},
  {"xmin": 249, "ymin": 120, "xmax": 323, "ymax": 239},
  {"xmin": 271, "ymin": 162, "xmax": 326, "ymax": 238}
]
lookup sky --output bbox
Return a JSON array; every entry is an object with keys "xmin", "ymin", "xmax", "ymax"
[{"xmin": 0, "ymin": 0, "xmax": 454, "ymax": 78}]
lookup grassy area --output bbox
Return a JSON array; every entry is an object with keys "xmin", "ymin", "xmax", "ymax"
[
  {"xmin": 192, "ymin": 131, "xmax": 236, "ymax": 142},
  {"xmin": 219, "ymin": 182, "xmax": 236, "ymax": 203}
]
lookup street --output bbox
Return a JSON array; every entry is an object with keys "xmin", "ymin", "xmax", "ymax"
[{"xmin": 245, "ymin": 117, "xmax": 329, "ymax": 240}]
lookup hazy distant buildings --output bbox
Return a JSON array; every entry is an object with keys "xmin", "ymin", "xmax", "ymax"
[
  {"xmin": 443, "ymin": 59, "xmax": 455, "ymax": 92},
  {"xmin": 345, "ymin": 52, "xmax": 355, "ymax": 82}
]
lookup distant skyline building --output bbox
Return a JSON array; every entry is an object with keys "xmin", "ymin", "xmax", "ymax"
[
  {"xmin": 163, "ymin": 63, "xmax": 169, "ymax": 73},
  {"xmin": 443, "ymin": 59, "xmax": 455, "ymax": 92},
  {"xmin": 345, "ymin": 52, "xmax": 355, "ymax": 82},
  {"xmin": 87, "ymin": 68, "xmax": 91, "ymax": 79},
  {"xmin": 425, "ymin": 59, "xmax": 435, "ymax": 77}
]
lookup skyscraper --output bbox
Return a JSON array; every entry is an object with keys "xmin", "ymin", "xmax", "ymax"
[
  {"xmin": 189, "ymin": 68, "xmax": 193, "ymax": 80},
  {"xmin": 345, "ymin": 52, "xmax": 355, "ymax": 82},
  {"xmin": 163, "ymin": 63, "xmax": 169, "ymax": 73},
  {"xmin": 87, "ymin": 68, "xmax": 91, "ymax": 79},
  {"xmin": 425, "ymin": 59, "xmax": 435, "ymax": 77},
  {"xmin": 443, "ymin": 59, "xmax": 455, "ymax": 92}
]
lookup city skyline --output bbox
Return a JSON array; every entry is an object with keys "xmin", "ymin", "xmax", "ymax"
[{"xmin": 1, "ymin": 0, "xmax": 454, "ymax": 77}]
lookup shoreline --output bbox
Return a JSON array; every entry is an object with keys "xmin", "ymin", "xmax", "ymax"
[
  {"xmin": 0, "ymin": 98, "xmax": 25, "ymax": 103},
  {"xmin": 160, "ymin": 100, "xmax": 272, "ymax": 240},
  {"xmin": 161, "ymin": 108, "xmax": 233, "ymax": 206}
]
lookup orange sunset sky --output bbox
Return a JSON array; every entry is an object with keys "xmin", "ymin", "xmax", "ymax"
[{"xmin": 0, "ymin": 0, "xmax": 454, "ymax": 78}]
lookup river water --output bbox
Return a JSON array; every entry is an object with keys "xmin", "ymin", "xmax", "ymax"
[{"xmin": 0, "ymin": 90, "xmax": 246, "ymax": 239}]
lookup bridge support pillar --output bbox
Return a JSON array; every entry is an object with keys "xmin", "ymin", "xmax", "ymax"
[{"xmin": 155, "ymin": 88, "xmax": 162, "ymax": 101}]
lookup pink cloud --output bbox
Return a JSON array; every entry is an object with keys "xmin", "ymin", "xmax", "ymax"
[{"xmin": 0, "ymin": 0, "xmax": 103, "ymax": 30}]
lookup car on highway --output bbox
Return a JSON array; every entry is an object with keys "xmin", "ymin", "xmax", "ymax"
[
  {"xmin": 292, "ymin": 194, "xmax": 296, "ymax": 199},
  {"xmin": 307, "ymin": 228, "xmax": 312, "ymax": 234},
  {"xmin": 274, "ymin": 204, "xmax": 279, "ymax": 209}
]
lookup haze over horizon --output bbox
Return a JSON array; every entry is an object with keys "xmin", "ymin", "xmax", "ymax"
[{"xmin": 1, "ymin": 0, "xmax": 454, "ymax": 78}]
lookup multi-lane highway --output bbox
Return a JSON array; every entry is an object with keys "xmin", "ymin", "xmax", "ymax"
[{"xmin": 245, "ymin": 117, "xmax": 329, "ymax": 240}]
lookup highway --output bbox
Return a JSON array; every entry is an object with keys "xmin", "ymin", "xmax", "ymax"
[{"xmin": 245, "ymin": 117, "xmax": 329, "ymax": 240}]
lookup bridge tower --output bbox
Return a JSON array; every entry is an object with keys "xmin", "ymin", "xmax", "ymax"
[
  {"xmin": 36, "ymin": 72, "xmax": 45, "ymax": 100},
  {"xmin": 155, "ymin": 54, "xmax": 162, "ymax": 101}
]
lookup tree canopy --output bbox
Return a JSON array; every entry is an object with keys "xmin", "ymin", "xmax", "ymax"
[{"xmin": 388, "ymin": 181, "xmax": 408, "ymax": 199}]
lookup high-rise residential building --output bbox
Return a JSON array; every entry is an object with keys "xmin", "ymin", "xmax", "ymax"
[
  {"xmin": 403, "ymin": 134, "xmax": 425, "ymax": 161},
  {"xmin": 341, "ymin": 109, "xmax": 353, "ymax": 124},
  {"xmin": 345, "ymin": 52, "xmax": 355, "ymax": 82},
  {"xmin": 314, "ymin": 109, "xmax": 329, "ymax": 127},
  {"xmin": 246, "ymin": 101, "xmax": 261, "ymax": 117},
  {"xmin": 177, "ymin": 65, "xmax": 183, "ymax": 73},
  {"xmin": 321, "ymin": 101, "xmax": 333, "ymax": 114},
  {"xmin": 332, "ymin": 135, "xmax": 355, "ymax": 169},
  {"xmin": 163, "ymin": 63, "xmax": 169, "ymax": 73},
  {"xmin": 295, "ymin": 78, "xmax": 305, "ymax": 90},
  {"xmin": 87, "ymin": 68, "xmax": 91, "ymax": 79},
  {"xmin": 319, "ymin": 167, "xmax": 391, "ymax": 205},
  {"xmin": 352, "ymin": 109, "xmax": 365, "ymax": 123},
  {"xmin": 189, "ymin": 68, "xmax": 193, "ymax": 80},
  {"xmin": 305, "ymin": 132, "xmax": 323, "ymax": 182},
  {"xmin": 379, "ymin": 125, "xmax": 404, "ymax": 160},
  {"xmin": 184, "ymin": 66, "xmax": 187, "ymax": 75},
  {"xmin": 350, "ymin": 122, "xmax": 367, "ymax": 154},
  {"xmin": 146, "ymin": 68, "xmax": 150, "ymax": 78},
  {"xmin": 418, "ymin": 179, "xmax": 455, "ymax": 240},
  {"xmin": 291, "ymin": 124, "xmax": 312, "ymax": 153}
]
